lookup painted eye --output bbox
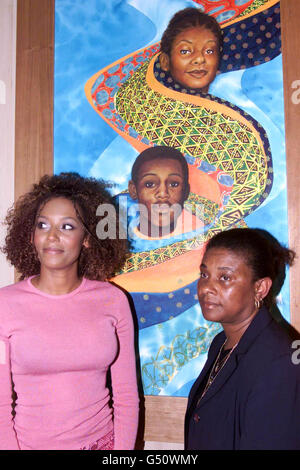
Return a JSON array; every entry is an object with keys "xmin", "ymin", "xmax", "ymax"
[
  {"xmin": 206, "ymin": 48, "xmax": 215, "ymax": 55},
  {"xmin": 220, "ymin": 274, "xmax": 231, "ymax": 281},
  {"xmin": 180, "ymin": 48, "xmax": 191, "ymax": 55},
  {"xmin": 199, "ymin": 271, "xmax": 208, "ymax": 279},
  {"xmin": 145, "ymin": 181, "xmax": 155, "ymax": 188},
  {"xmin": 169, "ymin": 181, "xmax": 180, "ymax": 188}
]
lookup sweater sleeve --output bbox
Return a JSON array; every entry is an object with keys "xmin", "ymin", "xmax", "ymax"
[
  {"xmin": 239, "ymin": 355, "xmax": 300, "ymax": 450},
  {"xmin": 110, "ymin": 292, "xmax": 139, "ymax": 450},
  {"xmin": 0, "ymin": 336, "xmax": 20, "ymax": 450}
]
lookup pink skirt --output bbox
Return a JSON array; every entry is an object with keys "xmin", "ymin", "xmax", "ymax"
[{"xmin": 81, "ymin": 430, "xmax": 114, "ymax": 450}]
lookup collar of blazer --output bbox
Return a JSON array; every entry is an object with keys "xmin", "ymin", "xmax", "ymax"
[{"xmin": 187, "ymin": 306, "xmax": 273, "ymax": 410}]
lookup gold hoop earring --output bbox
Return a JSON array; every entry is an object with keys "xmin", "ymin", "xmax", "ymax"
[{"xmin": 255, "ymin": 298, "xmax": 262, "ymax": 310}]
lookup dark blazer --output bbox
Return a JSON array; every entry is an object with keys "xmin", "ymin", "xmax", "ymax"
[{"xmin": 185, "ymin": 307, "xmax": 300, "ymax": 450}]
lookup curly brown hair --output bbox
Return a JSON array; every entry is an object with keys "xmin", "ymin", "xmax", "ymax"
[{"xmin": 2, "ymin": 172, "xmax": 128, "ymax": 281}]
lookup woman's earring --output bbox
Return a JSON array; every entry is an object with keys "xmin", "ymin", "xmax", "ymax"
[{"xmin": 255, "ymin": 298, "xmax": 262, "ymax": 309}]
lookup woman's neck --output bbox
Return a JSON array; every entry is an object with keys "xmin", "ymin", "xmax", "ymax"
[
  {"xmin": 31, "ymin": 268, "xmax": 82, "ymax": 295},
  {"xmin": 222, "ymin": 308, "xmax": 259, "ymax": 349}
]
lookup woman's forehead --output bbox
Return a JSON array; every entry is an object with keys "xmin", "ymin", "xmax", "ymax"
[
  {"xmin": 202, "ymin": 247, "xmax": 247, "ymax": 266},
  {"xmin": 37, "ymin": 197, "xmax": 79, "ymax": 217}
]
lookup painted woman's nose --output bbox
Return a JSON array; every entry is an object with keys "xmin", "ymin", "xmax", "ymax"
[{"xmin": 191, "ymin": 51, "xmax": 205, "ymax": 64}]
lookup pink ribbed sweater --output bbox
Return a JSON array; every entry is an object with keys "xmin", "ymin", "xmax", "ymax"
[{"xmin": 0, "ymin": 278, "xmax": 139, "ymax": 450}]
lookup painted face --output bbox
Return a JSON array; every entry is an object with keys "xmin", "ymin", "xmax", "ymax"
[
  {"xmin": 129, "ymin": 158, "xmax": 188, "ymax": 237},
  {"xmin": 197, "ymin": 247, "xmax": 259, "ymax": 326},
  {"xmin": 33, "ymin": 197, "xmax": 87, "ymax": 273},
  {"xmin": 160, "ymin": 26, "xmax": 219, "ymax": 92}
]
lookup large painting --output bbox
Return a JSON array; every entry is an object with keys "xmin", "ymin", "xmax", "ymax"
[{"xmin": 54, "ymin": 0, "xmax": 289, "ymax": 396}]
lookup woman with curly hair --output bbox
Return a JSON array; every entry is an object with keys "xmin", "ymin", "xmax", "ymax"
[{"xmin": 0, "ymin": 172, "xmax": 139, "ymax": 450}]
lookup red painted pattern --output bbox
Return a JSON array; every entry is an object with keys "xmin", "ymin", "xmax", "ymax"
[{"xmin": 192, "ymin": 0, "xmax": 254, "ymax": 24}]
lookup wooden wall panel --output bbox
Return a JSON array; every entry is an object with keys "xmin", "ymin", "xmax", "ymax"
[
  {"xmin": 15, "ymin": 0, "xmax": 54, "ymax": 201},
  {"xmin": 14, "ymin": 0, "xmax": 300, "ymax": 447},
  {"xmin": 281, "ymin": 0, "xmax": 300, "ymax": 333},
  {"xmin": 144, "ymin": 396, "xmax": 187, "ymax": 444}
]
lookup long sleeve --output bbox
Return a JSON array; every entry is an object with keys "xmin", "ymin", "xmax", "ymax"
[
  {"xmin": 0, "ymin": 278, "xmax": 138, "ymax": 450},
  {"xmin": 240, "ymin": 355, "xmax": 300, "ymax": 450},
  {"xmin": 110, "ymin": 293, "xmax": 139, "ymax": 450},
  {"xmin": 0, "ymin": 337, "xmax": 20, "ymax": 449}
]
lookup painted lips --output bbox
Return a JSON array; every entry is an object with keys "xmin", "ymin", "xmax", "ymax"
[
  {"xmin": 187, "ymin": 70, "xmax": 207, "ymax": 78},
  {"xmin": 151, "ymin": 204, "xmax": 172, "ymax": 214}
]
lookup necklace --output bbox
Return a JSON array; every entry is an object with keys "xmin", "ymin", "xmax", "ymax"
[{"xmin": 197, "ymin": 338, "xmax": 238, "ymax": 405}]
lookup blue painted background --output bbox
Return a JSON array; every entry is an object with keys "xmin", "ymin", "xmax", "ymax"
[{"xmin": 54, "ymin": 0, "xmax": 290, "ymax": 396}]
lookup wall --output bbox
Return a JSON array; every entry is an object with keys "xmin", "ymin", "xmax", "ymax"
[{"xmin": 0, "ymin": 0, "xmax": 16, "ymax": 287}]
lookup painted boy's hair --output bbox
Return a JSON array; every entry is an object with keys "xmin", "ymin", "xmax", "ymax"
[
  {"xmin": 160, "ymin": 7, "xmax": 223, "ymax": 57},
  {"xmin": 131, "ymin": 145, "xmax": 189, "ymax": 188}
]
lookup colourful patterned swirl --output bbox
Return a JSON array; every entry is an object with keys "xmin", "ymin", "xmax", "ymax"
[
  {"xmin": 192, "ymin": 0, "xmax": 273, "ymax": 24},
  {"xmin": 85, "ymin": 0, "xmax": 278, "ymax": 276},
  {"xmin": 115, "ymin": 55, "xmax": 273, "ymax": 226},
  {"xmin": 142, "ymin": 322, "xmax": 222, "ymax": 395}
]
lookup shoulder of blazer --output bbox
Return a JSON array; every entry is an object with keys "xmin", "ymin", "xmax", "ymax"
[{"xmin": 235, "ymin": 306, "xmax": 292, "ymax": 360}]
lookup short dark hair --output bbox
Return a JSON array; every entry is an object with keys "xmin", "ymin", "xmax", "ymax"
[
  {"xmin": 160, "ymin": 7, "xmax": 223, "ymax": 57},
  {"xmin": 2, "ymin": 172, "xmax": 127, "ymax": 281},
  {"xmin": 131, "ymin": 145, "xmax": 189, "ymax": 188},
  {"xmin": 205, "ymin": 228, "xmax": 295, "ymax": 308}
]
